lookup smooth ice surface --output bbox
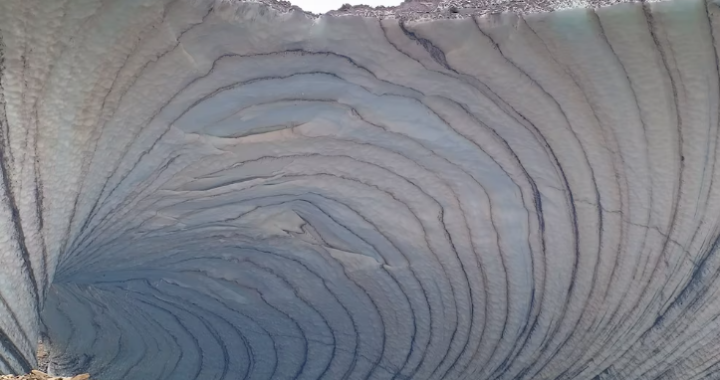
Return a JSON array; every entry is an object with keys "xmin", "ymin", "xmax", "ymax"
[{"xmin": 1, "ymin": 0, "xmax": 720, "ymax": 379}]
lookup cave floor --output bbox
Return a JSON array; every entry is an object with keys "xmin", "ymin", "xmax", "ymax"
[{"xmin": 0, "ymin": 371, "xmax": 89, "ymax": 380}]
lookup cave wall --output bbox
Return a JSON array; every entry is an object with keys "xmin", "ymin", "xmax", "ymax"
[{"xmin": 2, "ymin": 0, "xmax": 720, "ymax": 379}]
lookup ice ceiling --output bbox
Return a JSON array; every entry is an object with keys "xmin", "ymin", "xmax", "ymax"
[{"xmin": 1, "ymin": 0, "xmax": 720, "ymax": 379}]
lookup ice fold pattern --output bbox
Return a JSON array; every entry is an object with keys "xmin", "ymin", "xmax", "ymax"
[{"xmin": 1, "ymin": 0, "xmax": 720, "ymax": 379}]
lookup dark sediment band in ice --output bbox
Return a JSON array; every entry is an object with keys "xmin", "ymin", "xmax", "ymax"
[{"xmin": 1, "ymin": 0, "xmax": 720, "ymax": 379}]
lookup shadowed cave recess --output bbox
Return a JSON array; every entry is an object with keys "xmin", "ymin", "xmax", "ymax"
[{"xmin": 1, "ymin": 0, "xmax": 720, "ymax": 379}]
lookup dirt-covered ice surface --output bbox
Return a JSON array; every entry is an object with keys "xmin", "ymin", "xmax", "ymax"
[
  {"xmin": 253, "ymin": 0, "xmax": 657, "ymax": 19},
  {"xmin": 35, "ymin": 343, "xmax": 48, "ymax": 374}
]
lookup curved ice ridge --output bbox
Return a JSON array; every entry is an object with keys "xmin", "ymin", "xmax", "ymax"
[{"xmin": 1, "ymin": 0, "xmax": 720, "ymax": 379}]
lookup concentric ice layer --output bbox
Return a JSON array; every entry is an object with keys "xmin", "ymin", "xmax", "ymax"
[{"xmin": 1, "ymin": 0, "xmax": 720, "ymax": 379}]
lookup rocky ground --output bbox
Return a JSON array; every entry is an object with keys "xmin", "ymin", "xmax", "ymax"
[
  {"xmin": 0, "ymin": 371, "xmax": 89, "ymax": 380},
  {"xmin": 0, "ymin": 343, "xmax": 90, "ymax": 380}
]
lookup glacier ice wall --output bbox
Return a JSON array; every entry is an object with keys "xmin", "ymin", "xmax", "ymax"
[{"xmin": 1, "ymin": 0, "xmax": 720, "ymax": 379}]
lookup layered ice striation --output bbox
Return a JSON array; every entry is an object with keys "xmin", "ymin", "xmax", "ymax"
[{"xmin": 1, "ymin": 0, "xmax": 720, "ymax": 379}]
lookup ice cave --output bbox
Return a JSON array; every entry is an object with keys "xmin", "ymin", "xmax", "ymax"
[{"xmin": 1, "ymin": 0, "xmax": 719, "ymax": 379}]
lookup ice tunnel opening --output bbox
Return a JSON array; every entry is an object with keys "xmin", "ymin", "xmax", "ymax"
[{"xmin": 39, "ymin": 175, "xmax": 405, "ymax": 378}]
